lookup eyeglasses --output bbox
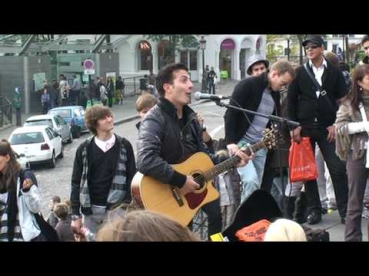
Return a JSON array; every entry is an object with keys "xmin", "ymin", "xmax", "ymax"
[{"xmin": 305, "ymin": 45, "xmax": 319, "ymax": 50}]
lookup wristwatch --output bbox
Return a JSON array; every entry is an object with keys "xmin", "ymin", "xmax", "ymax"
[
  {"xmin": 71, "ymin": 215, "xmax": 82, "ymax": 221},
  {"xmin": 202, "ymin": 124, "xmax": 207, "ymax": 132}
]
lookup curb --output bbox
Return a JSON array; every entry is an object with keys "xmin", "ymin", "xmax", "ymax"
[{"xmin": 114, "ymin": 115, "xmax": 140, "ymax": 126}]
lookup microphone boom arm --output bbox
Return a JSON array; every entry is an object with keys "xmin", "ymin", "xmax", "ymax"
[{"xmin": 215, "ymin": 100, "xmax": 300, "ymax": 128}]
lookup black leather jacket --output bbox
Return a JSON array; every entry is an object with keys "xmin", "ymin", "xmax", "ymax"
[{"xmin": 136, "ymin": 97, "xmax": 220, "ymax": 188}]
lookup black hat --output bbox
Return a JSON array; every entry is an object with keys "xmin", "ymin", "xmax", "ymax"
[{"xmin": 302, "ymin": 35, "xmax": 324, "ymax": 47}]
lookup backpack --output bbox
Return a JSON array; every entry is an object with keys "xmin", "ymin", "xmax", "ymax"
[
  {"xmin": 301, "ymin": 224, "xmax": 330, "ymax": 242},
  {"xmin": 342, "ymin": 70, "xmax": 352, "ymax": 91},
  {"xmin": 20, "ymin": 169, "xmax": 60, "ymax": 242}
]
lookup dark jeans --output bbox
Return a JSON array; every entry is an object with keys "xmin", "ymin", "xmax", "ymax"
[
  {"xmin": 345, "ymin": 154, "xmax": 369, "ymax": 241},
  {"xmin": 301, "ymin": 127, "xmax": 348, "ymax": 219},
  {"xmin": 208, "ymin": 81, "xmax": 215, "ymax": 95},
  {"xmin": 201, "ymin": 198, "xmax": 222, "ymax": 237},
  {"xmin": 16, "ymin": 108, "xmax": 21, "ymax": 126}
]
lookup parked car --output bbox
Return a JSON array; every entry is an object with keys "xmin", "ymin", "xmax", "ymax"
[
  {"xmin": 47, "ymin": 106, "xmax": 87, "ymax": 138},
  {"xmin": 24, "ymin": 114, "xmax": 73, "ymax": 144},
  {"xmin": 9, "ymin": 125, "xmax": 63, "ymax": 168}
]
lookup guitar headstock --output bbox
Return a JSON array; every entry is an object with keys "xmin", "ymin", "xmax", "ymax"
[{"xmin": 262, "ymin": 124, "xmax": 283, "ymax": 149}]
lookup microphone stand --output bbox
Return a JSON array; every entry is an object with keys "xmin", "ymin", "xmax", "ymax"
[
  {"xmin": 214, "ymin": 100, "xmax": 299, "ymax": 128},
  {"xmin": 214, "ymin": 99, "xmax": 299, "ymax": 209}
]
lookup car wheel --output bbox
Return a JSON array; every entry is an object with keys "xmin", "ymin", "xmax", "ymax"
[
  {"xmin": 67, "ymin": 131, "xmax": 73, "ymax": 143},
  {"xmin": 49, "ymin": 152, "xmax": 56, "ymax": 168},
  {"xmin": 73, "ymin": 128, "xmax": 81, "ymax": 138},
  {"xmin": 59, "ymin": 144, "xmax": 64, "ymax": 158}
]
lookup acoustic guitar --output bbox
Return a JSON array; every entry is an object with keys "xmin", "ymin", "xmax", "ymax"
[{"xmin": 131, "ymin": 128, "xmax": 278, "ymax": 226}]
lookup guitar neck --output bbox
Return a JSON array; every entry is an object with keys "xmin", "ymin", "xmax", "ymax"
[{"xmin": 203, "ymin": 140, "xmax": 266, "ymax": 181}]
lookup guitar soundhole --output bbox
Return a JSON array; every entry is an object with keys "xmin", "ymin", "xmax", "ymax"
[{"xmin": 192, "ymin": 173, "xmax": 205, "ymax": 189}]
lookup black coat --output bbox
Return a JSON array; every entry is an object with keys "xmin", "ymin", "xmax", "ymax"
[
  {"xmin": 287, "ymin": 61, "xmax": 347, "ymax": 128},
  {"xmin": 137, "ymin": 97, "xmax": 220, "ymax": 188},
  {"xmin": 224, "ymin": 73, "xmax": 281, "ymax": 145}
]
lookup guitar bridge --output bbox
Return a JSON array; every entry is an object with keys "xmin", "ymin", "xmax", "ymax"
[{"xmin": 172, "ymin": 188, "xmax": 184, "ymax": 207}]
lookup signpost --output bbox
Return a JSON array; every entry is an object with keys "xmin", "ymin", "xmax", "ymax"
[{"xmin": 83, "ymin": 58, "xmax": 95, "ymax": 83}]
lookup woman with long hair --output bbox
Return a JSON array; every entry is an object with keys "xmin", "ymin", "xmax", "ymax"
[
  {"xmin": 0, "ymin": 139, "xmax": 43, "ymax": 241},
  {"xmin": 335, "ymin": 64, "xmax": 369, "ymax": 241}
]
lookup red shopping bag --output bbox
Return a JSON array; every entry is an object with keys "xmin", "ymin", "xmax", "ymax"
[{"xmin": 289, "ymin": 137, "xmax": 318, "ymax": 182}]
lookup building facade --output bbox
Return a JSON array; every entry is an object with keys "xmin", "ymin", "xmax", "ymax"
[{"xmin": 110, "ymin": 34, "xmax": 266, "ymax": 81}]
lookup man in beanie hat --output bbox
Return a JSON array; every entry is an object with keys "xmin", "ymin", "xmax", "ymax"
[
  {"xmin": 246, "ymin": 55, "xmax": 269, "ymax": 77},
  {"xmin": 287, "ymin": 35, "xmax": 348, "ymax": 225}
]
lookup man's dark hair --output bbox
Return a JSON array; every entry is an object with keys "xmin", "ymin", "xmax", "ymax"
[
  {"xmin": 52, "ymin": 195, "xmax": 61, "ymax": 203},
  {"xmin": 156, "ymin": 63, "xmax": 189, "ymax": 97},
  {"xmin": 85, "ymin": 105, "xmax": 113, "ymax": 135},
  {"xmin": 339, "ymin": 61, "xmax": 350, "ymax": 72}
]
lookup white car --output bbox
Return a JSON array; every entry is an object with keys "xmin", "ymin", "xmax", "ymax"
[
  {"xmin": 9, "ymin": 125, "xmax": 63, "ymax": 168},
  {"xmin": 24, "ymin": 114, "xmax": 73, "ymax": 144}
]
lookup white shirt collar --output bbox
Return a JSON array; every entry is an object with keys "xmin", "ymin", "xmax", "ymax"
[
  {"xmin": 309, "ymin": 58, "xmax": 327, "ymax": 70},
  {"xmin": 94, "ymin": 134, "xmax": 116, "ymax": 152}
]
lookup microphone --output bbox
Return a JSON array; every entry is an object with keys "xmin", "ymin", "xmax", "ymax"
[{"xmin": 194, "ymin": 92, "xmax": 230, "ymax": 101}]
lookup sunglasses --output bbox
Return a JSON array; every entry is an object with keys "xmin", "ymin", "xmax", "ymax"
[{"xmin": 305, "ymin": 45, "xmax": 319, "ymax": 50}]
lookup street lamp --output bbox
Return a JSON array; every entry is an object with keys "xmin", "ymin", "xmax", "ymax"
[
  {"xmin": 199, "ymin": 36, "xmax": 207, "ymax": 93},
  {"xmin": 286, "ymin": 34, "xmax": 291, "ymax": 61}
]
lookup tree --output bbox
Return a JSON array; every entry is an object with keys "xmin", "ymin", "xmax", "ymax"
[
  {"xmin": 266, "ymin": 35, "xmax": 282, "ymax": 62},
  {"xmin": 145, "ymin": 35, "xmax": 199, "ymax": 61},
  {"xmin": 296, "ymin": 35, "xmax": 307, "ymax": 65}
]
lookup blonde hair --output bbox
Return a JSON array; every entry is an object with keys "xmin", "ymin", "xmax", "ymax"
[
  {"xmin": 135, "ymin": 93, "xmax": 157, "ymax": 112},
  {"xmin": 53, "ymin": 203, "xmax": 69, "ymax": 220},
  {"xmin": 324, "ymin": 51, "xmax": 339, "ymax": 68},
  {"xmin": 270, "ymin": 59, "xmax": 295, "ymax": 79},
  {"xmin": 264, "ymin": 218, "xmax": 307, "ymax": 241},
  {"xmin": 97, "ymin": 210, "xmax": 201, "ymax": 242}
]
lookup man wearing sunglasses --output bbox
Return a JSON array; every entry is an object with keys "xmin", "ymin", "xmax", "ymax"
[{"xmin": 287, "ymin": 35, "xmax": 348, "ymax": 225}]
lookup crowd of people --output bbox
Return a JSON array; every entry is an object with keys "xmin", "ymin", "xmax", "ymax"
[{"xmin": 2, "ymin": 35, "xmax": 369, "ymax": 242}]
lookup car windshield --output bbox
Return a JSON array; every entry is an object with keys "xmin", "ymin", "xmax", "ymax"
[
  {"xmin": 25, "ymin": 119, "xmax": 53, "ymax": 128},
  {"xmin": 10, "ymin": 132, "xmax": 45, "ymax": 145},
  {"xmin": 48, "ymin": 109, "xmax": 71, "ymax": 119}
]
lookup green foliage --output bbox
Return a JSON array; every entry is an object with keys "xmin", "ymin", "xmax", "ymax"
[
  {"xmin": 356, "ymin": 50, "xmax": 366, "ymax": 62},
  {"xmin": 145, "ymin": 35, "xmax": 199, "ymax": 52}
]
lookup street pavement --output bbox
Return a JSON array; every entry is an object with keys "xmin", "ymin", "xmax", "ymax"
[{"xmin": 1, "ymin": 79, "xmax": 367, "ymax": 242}]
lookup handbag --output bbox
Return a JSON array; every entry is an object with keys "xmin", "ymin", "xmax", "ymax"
[
  {"xmin": 19, "ymin": 169, "xmax": 59, "ymax": 241},
  {"xmin": 289, "ymin": 137, "xmax": 318, "ymax": 182}
]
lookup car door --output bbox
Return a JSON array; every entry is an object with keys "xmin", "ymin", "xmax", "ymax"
[
  {"xmin": 73, "ymin": 108, "xmax": 85, "ymax": 131},
  {"xmin": 53, "ymin": 115, "xmax": 63, "ymax": 137},
  {"xmin": 55, "ymin": 115, "xmax": 69, "ymax": 141},
  {"xmin": 46, "ymin": 127, "xmax": 61, "ymax": 156}
]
